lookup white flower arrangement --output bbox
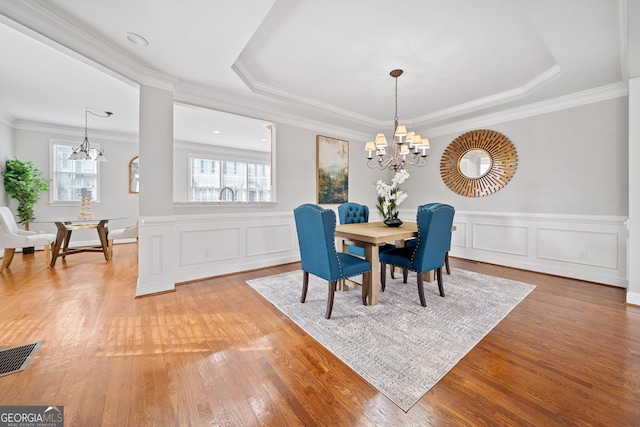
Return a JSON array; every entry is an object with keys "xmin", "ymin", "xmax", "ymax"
[{"xmin": 375, "ymin": 169, "xmax": 410, "ymax": 220}]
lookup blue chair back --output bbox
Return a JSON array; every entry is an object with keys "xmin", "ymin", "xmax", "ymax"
[
  {"xmin": 338, "ymin": 202, "xmax": 369, "ymax": 224},
  {"xmin": 410, "ymin": 203, "xmax": 455, "ymax": 273},
  {"xmin": 294, "ymin": 203, "xmax": 343, "ymax": 281}
]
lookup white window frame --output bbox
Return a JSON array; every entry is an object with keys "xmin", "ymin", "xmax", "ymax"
[
  {"xmin": 50, "ymin": 140, "xmax": 101, "ymax": 205},
  {"xmin": 188, "ymin": 153, "xmax": 271, "ymax": 203}
]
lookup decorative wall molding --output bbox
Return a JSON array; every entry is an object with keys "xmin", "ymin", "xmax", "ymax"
[
  {"xmin": 130, "ymin": 209, "xmax": 629, "ymax": 296},
  {"xmin": 444, "ymin": 210, "xmax": 628, "ymax": 288},
  {"xmin": 135, "ymin": 212, "xmax": 301, "ymax": 295}
]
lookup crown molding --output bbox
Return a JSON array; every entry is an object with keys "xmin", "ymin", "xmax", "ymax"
[
  {"xmin": 413, "ymin": 66, "xmax": 563, "ymax": 126},
  {"xmin": 0, "ymin": 111, "xmax": 15, "ymax": 127},
  {"xmin": 427, "ymin": 81, "xmax": 628, "ymax": 137},
  {"xmin": 12, "ymin": 119, "xmax": 139, "ymax": 144},
  {"xmin": 233, "ymin": 56, "xmax": 565, "ymax": 129},
  {"xmin": 0, "ymin": 1, "xmax": 175, "ymax": 91},
  {"xmin": 175, "ymin": 81, "xmax": 373, "ymax": 142},
  {"xmin": 232, "ymin": 59, "xmax": 383, "ymax": 128}
]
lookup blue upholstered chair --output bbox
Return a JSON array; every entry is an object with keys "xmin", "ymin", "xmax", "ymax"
[
  {"xmin": 404, "ymin": 203, "xmax": 452, "ymax": 274},
  {"xmin": 338, "ymin": 202, "xmax": 396, "ymax": 277},
  {"xmin": 337, "ymin": 202, "xmax": 368, "ymax": 257},
  {"xmin": 294, "ymin": 204, "xmax": 372, "ymax": 319},
  {"xmin": 379, "ymin": 203, "xmax": 455, "ymax": 306}
]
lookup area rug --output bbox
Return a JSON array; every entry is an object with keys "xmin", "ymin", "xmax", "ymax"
[{"xmin": 246, "ymin": 269, "xmax": 535, "ymax": 412}]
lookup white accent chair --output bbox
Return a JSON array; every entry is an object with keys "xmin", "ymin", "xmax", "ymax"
[
  {"xmin": 0, "ymin": 206, "xmax": 57, "ymax": 272},
  {"xmin": 107, "ymin": 220, "xmax": 138, "ymax": 260}
]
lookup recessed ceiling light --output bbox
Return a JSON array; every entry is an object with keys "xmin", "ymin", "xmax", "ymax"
[
  {"xmin": 212, "ymin": 130, "xmax": 221, "ymax": 134},
  {"xmin": 124, "ymin": 32, "xmax": 148, "ymax": 47}
]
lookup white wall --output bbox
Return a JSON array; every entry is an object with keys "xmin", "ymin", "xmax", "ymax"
[
  {"xmin": 0, "ymin": 117, "xmax": 14, "ymax": 207},
  {"xmin": 11, "ymin": 123, "xmax": 139, "ymax": 242},
  {"xmin": 2, "ymin": 93, "xmax": 630, "ymax": 294}
]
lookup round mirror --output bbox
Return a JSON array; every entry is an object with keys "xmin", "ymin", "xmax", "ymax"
[
  {"xmin": 440, "ymin": 129, "xmax": 517, "ymax": 197},
  {"xmin": 458, "ymin": 149, "xmax": 492, "ymax": 178}
]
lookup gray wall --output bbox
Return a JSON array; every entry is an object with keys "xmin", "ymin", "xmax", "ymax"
[
  {"xmin": 4, "ymin": 95, "xmax": 629, "ymax": 257},
  {"xmin": 399, "ymin": 97, "xmax": 628, "ymax": 216}
]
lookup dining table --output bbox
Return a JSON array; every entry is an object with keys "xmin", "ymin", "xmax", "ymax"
[
  {"xmin": 335, "ymin": 221, "xmax": 418, "ymax": 305},
  {"xmin": 33, "ymin": 216, "xmax": 127, "ymax": 267}
]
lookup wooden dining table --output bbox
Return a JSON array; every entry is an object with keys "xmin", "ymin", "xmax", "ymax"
[
  {"xmin": 335, "ymin": 221, "xmax": 418, "ymax": 305},
  {"xmin": 33, "ymin": 217, "xmax": 127, "ymax": 267}
]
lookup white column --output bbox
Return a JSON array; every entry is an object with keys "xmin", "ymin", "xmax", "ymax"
[{"xmin": 136, "ymin": 84, "xmax": 176, "ymax": 296}]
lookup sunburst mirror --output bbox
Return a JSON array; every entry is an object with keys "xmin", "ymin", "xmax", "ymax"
[{"xmin": 440, "ymin": 129, "xmax": 517, "ymax": 197}]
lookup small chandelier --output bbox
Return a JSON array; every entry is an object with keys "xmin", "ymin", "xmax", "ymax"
[
  {"xmin": 365, "ymin": 69, "xmax": 429, "ymax": 171},
  {"xmin": 69, "ymin": 109, "xmax": 113, "ymax": 162}
]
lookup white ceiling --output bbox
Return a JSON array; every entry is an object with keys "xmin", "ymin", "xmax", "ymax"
[{"xmin": 0, "ymin": 0, "xmax": 627, "ymax": 148}]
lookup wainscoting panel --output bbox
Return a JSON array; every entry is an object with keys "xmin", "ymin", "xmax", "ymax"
[
  {"xmin": 449, "ymin": 211, "xmax": 628, "ymax": 288},
  {"xmin": 536, "ymin": 228, "xmax": 618, "ymax": 269},
  {"xmin": 472, "ymin": 223, "xmax": 529, "ymax": 256},
  {"xmin": 180, "ymin": 228, "xmax": 240, "ymax": 266},
  {"xmin": 170, "ymin": 212, "xmax": 300, "ymax": 286},
  {"xmin": 136, "ymin": 216, "xmax": 177, "ymax": 297},
  {"xmin": 133, "ymin": 210, "xmax": 628, "ymax": 296},
  {"xmin": 247, "ymin": 224, "xmax": 292, "ymax": 257},
  {"xmin": 451, "ymin": 222, "xmax": 467, "ymax": 249}
]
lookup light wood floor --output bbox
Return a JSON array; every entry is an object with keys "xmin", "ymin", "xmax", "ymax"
[{"xmin": 1, "ymin": 244, "xmax": 639, "ymax": 426}]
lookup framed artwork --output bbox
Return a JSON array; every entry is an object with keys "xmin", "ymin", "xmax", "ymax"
[{"xmin": 316, "ymin": 135, "xmax": 348, "ymax": 204}]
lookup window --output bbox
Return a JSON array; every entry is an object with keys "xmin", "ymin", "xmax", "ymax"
[
  {"xmin": 51, "ymin": 142, "xmax": 101, "ymax": 203},
  {"xmin": 189, "ymin": 155, "xmax": 270, "ymax": 202},
  {"xmin": 174, "ymin": 103, "xmax": 275, "ymax": 203}
]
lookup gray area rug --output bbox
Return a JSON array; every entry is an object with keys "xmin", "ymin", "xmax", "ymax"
[{"xmin": 246, "ymin": 268, "xmax": 535, "ymax": 412}]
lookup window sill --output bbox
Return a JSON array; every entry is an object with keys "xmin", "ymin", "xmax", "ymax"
[
  {"xmin": 173, "ymin": 201, "xmax": 277, "ymax": 207},
  {"xmin": 49, "ymin": 201, "xmax": 102, "ymax": 207}
]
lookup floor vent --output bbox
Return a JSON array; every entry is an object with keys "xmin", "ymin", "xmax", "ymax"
[{"xmin": 0, "ymin": 341, "xmax": 42, "ymax": 377}]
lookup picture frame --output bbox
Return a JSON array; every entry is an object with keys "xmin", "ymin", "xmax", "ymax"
[{"xmin": 316, "ymin": 135, "xmax": 348, "ymax": 204}]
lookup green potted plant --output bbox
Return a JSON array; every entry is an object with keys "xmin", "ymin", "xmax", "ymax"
[{"xmin": 2, "ymin": 158, "xmax": 50, "ymax": 252}]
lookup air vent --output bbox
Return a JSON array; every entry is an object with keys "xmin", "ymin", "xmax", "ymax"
[{"xmin": 0, "ymin": 341, "xmax": 42, "ymax": 377}]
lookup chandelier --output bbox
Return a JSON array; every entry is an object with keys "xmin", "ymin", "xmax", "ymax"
[
  {"xmin": 69, "ymin": 109, "xmax": 113, "ymax": 161},
  {"xmin": 365, "ymin": 69, "xmax": 429, "ymax": 171}
]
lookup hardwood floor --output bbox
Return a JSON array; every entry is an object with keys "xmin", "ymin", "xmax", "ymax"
[{"xmin": 1, "ymin": 244, "xmax": 639, "ymax": 426}]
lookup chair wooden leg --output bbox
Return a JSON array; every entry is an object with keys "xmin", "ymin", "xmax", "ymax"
[
  {"xmin": 390, "ymin": 266, "xmax": 395, "ymax": 279},
  {"xmin": 44, "ymin": 244, "xmax": 52, "ymax": 268},
  {"xmin": 445, "ymin": 252, "xmax": 451, "ymax": 274},
  {"xmin": 437, "ymin": 267, "xmax": 445, "ymax": 297},
  {"xmin": 326, "ymin": 281, "xmax": 337, "ymax": 319},
  {"xmin": 301, "ymin": 271, "xmax": 309, "ymax": 303},
  {"xmin": 380, "ymin": 263, "xmax": 387, "ymax": 292},
  {"xmin": 1, "ymin": 248, "xmax": 16, "ymax": 272},
  {"xmin": 416, "ymin": 272, "xmax": 426, "ymax": 307},
  {"xmin": 402, "ymin": 268, "xmax": 408, "ymax": 283},
  {"xmin": 108, "ymin": 239, "xmax": 114, "ymax": 260},
  {"xmin": 361, "ymin": 272, "xmax": 370, "ymax": 305}
]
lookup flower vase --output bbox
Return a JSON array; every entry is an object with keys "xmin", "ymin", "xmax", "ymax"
[{"xmin": 383, "ymin": 218, "xmax": 403, "ymax": 227}]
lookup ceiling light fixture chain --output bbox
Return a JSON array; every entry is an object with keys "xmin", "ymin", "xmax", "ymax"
[
  {"xmin": 365, "ymin": 69, "xmax": 429, "ymax": 171},
  {"xmin": 69, "ymin": 109, "xmax": 113, "ymax": 162}
]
